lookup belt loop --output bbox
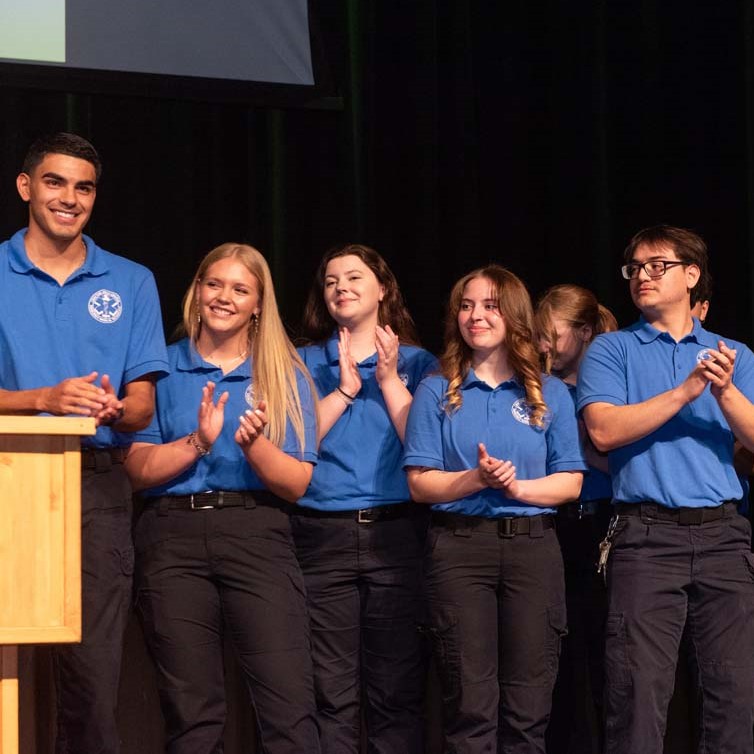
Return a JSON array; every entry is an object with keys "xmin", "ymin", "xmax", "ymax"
[
  {"xmin": 244, "ymin": 494, "xmax": 256, "ymax": 509},
  {"xmin": 679, "ymin": 508, "xmax": 693, "ymax": 525},
  {"xmin": 216, "ymin": 491, "xmax": 225, "ymax": 509},
  {"xmin": 499, "ymin": 518, "xmax": 515, "ymax": 538},
  {"xmin": 453, "ymin": 523, "xmax": 471, "ymax": 538},
  {"xmin": 529, "ymin": 516, "xmax": 544, "ymax": 538},
  {"xmin": 157, "ymin": 497, "xmax": 170, "ymax": 516}
]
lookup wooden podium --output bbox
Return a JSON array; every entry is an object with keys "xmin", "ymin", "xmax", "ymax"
[{"xmin": 0, "ymin": 417, "xmax": 95, "ymax": 754}]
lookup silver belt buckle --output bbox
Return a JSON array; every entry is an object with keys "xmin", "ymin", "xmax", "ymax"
[
  {"xmin": 190, "ymin": 493, "xmax": 215, "ymax": 510},
  {"xmin": 357, "ymin": 509, "xmax": 372, "ymax": 524}
]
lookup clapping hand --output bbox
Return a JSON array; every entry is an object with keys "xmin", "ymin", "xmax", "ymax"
[
  {"xmin": 197, "ymin": 380, "xmax": 229, "ymax": 448},
  {"xmin": 235, "ymin": 400, "xmax": 269, "ymax": 447},
  {"xmin": 337, "ymin": 326, "xmax": 362, "ymax": 397},
  {"xmin": 375, "ymin": 324, "xmax": 400, "ymax": 387}
]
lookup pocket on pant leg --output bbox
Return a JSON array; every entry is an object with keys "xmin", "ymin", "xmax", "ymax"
[
  {"xmin": 120, "ymin": 546, "xmax": 134, "ymax": 577},
  {"xmin": 742, "ymin": 551, "xmax": 754, "ymax": 583},
  {"xmin": 604, "ymin": 608, "xmax": 634, "ymax": 737},
  {"xmin": 604, "ymin": 612, "xmax": 630, "ymax": 687},
  {"xmin": 426, "ymin": 603, "xmax": 461, "ymax": 704},
  {"xmin": 604, "ymin": 611, "xmax": 635, "ymax": 744},
  {"xmin": 546, "ymin": 601, "xmax": 568, "ymax": 678}
]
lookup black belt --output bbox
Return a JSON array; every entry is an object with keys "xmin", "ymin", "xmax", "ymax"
[
  {"xmin": 431, "ymin": 511, "xmax": 555, "ymax": 538},
  {"xmin": 614, "ymin": 500, "xmax": 739, "ymax": 525},
  {"xmin": 150, "ymin": 490, "xmax": 281, "ymax": 511},
  {"xmin": 559, "ymin": 500, "xmax": 599, "ymax": 518},
  {"xmin": 559, "ymin": 498, "xmax": 612, "ymax": 519},
  {"xmin": 81, "ymin": 447, "xmax": 127, "ymax": 470},
  {"xmin": 293, "ymin": 501, "xmax": 413, "ymax": 523}
]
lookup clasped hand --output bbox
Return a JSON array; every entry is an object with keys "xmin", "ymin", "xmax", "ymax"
[
  {"xmin": 477, "ymin": 442, "xmax": 519, "ymax": 497},
  {"xmin": 685, "ymin": 340, "xmax": 736, "ymax": 401},
  {"xmin": 45, "ymin": 371, "xmax": 123, "ymax": 427}
]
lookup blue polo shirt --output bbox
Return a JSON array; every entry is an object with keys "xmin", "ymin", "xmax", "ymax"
[
  {"xmin": 403, "ymin": 371, "xmax": 586, "ymax": 517},
  {"xmin": 564, "ymin": 383, "xmax": 613, "ymax": 502},
  {"xmin": 134, "ymin": 338, "xmax": 318, "ymax": 496},
  {"xmin": 0, "ymin": 229, "xmax": 169, "ymax": 448},
  {"xmin": 577, "ymin": 317, "xmax": 754, "ymax": 508},
  {"xmin": 297, "ymin": 333, "xmax": 437, "ymax": 511}
]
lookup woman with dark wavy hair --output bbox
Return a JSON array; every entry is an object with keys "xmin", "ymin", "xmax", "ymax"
[
  {"xmin": 294, "ymin": 243, "xmax": 436, "ymax": 753},
  {"xmin": 404, "ymin": 264, "xmax": 586, "ymax": 753}
]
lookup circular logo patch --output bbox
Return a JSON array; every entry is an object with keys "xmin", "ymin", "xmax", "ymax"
[
  {"xmin": 244, "ymin": 382, "xmax": 256, "ymax": 408},
  {"xmin": 511, "ymin": 398, "xmax": 551, "ymax": 428},
  {"xmin": 511, "ymin": 398, "xmax": 534, "ymax": 425},
  {"xmin": 88, "ymin": 289, "xmax": 122, "ymax": 323}
]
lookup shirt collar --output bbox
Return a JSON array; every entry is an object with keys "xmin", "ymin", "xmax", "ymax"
[
  {"xmin": 7, "ymin": 229, "xmax": 108, "ymax": 278},
  {"xmin": 175, "ymin": 339, "xmax": 252, "ymax": 378},
  {"xmin": 78, "ymin": 234, "xmax": 109, "ymax": 276},
  {"xmin": 691, "ymin": 321, "xmax": 721, "ymax": 348},
  {"xmin": 632, "ymin": 315, "xmax": 707, "ymax": 345},
  {"xmin": 461, "ymin": 367, "xmax": 521, "ymax": 390}
]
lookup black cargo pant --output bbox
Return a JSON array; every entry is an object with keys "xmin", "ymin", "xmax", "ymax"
[
  {"xmin": 135, "ymin": 495, "xmax": 320, "ymax": 754},
  {"xmin": 291, "ymin": 506, "xmax": 427, "ymax": 754},
  {"xmin": 54, "ymin": 453, "xmax": 133, "ymax": 754},
  {"xmin": 547, "ymin": 502, "xmax": 610, "ymax": 754},
  {"xmin": 424, "ymin": 512, "xmax": 566, "ymax": 754},
  {"xmin": 604, "ymin": 502, "xmax": 754, "ymax": 754}
]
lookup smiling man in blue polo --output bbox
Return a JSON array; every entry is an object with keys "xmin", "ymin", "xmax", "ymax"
[
  {"xmin": 578, "ymin": 225, "xmax": 754, "ymax": 754},
  {"xmin": 0, "ymin": 132, "xmax": 168, "ymax": 754}
]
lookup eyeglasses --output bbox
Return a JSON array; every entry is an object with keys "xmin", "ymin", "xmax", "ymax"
[{"xmin": 620, "ymin": 260, "xmax": 687, "ymax": 280}]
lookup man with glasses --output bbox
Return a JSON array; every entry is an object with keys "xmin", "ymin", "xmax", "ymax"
[{"xmin": 577, "ymin": 225, "xmax": 754, "ymax": 753}]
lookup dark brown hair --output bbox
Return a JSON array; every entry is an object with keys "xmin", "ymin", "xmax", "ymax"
[
  {"xmin": 624, "ymin": 225, "xmax": 709, "ymax": 306},
  {"xmin": 22, "ymin": 132, "xmax": 102, "ymax": 182},
  {"xmin": 300, "ymin": 243, "xmax": 419, "ymax": 345}
]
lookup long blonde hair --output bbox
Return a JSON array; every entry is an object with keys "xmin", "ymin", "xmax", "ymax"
[
  {"xmin": 440, "ymin": 265, "xmax": 547, "ymax": 427},
  {"xmin": 181, "ymin": 243, "xmax": 316, "ymax": 452}
]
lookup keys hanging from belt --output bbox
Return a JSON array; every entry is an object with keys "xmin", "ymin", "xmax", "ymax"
[{"xmin": 597, "ymin": 514, "xmax": 620, "ymax": 583}]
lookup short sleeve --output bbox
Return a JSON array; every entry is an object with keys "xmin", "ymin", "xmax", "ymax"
[
  {"xmin": 577, "ymin": 333, "xmax": 628, "ymax": 412},
  {"xmin": 403, "ymin": 377, "xmax": 446, "ymax": 470}
]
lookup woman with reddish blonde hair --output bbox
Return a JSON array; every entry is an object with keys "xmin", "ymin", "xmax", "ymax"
[
  {"xmin": 404, "ymin": 264, "xmax": 586, "ymax": 753},
  {"xmin": 535, "ymin": 284, "xmax": 618, "ymax": 384},
  {"xmin": 535, "ymin": 283, "xmax": 617, "ymax": 754}
]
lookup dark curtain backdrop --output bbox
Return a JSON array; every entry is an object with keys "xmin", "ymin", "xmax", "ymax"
[
  {"xmin": 2, "ymin": 1, "xmax": 753, "ymax": 752},
  {"xmin": 2, "ymin": 1, "xmax": 753, "ymax": 350}
]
